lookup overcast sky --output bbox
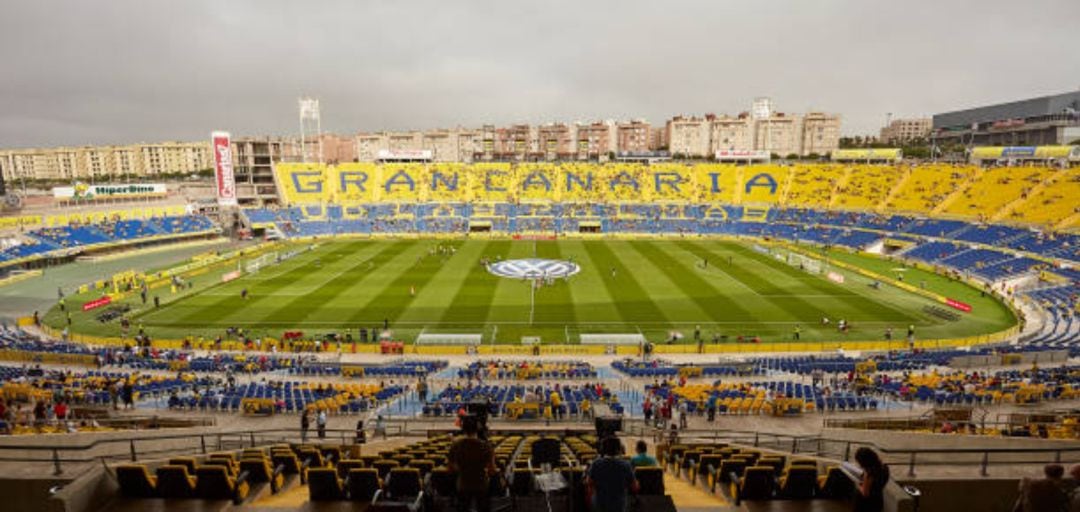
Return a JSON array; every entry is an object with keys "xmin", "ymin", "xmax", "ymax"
[{"xmin": 1, "ymin": 0, "xmax": 1078, "ymax": 148}]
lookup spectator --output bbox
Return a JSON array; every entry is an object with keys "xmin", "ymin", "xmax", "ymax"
[
  {"xmin": 1013, "ymin": 464, "xmax": 1069, "ymax": 512},
  {"xmin": 300, "ymin": 410, "xmax": 310, "ymax": 442},
  {"xmin": 586, "ymin": 436, "xmax": 638, "ymax": 512},
  {"xmin": 121, "ymin": 381, "xmax": 134, "ymax": 409},
  {"xmin": 316, "ymin": 409, "xmax": 327, "ymax": 439},
  {"xmin": 630, "ymin": 440, "xmax": 657, "ymax": 468},
  {"xmin": 417, "ymin": 378, "xmax": 428, "ymax": 403},
  {"xmin": 853, "ymin": 447, "xmax": 889, "ymax": 512},
  {"xmin": 448, "ymin": 417, "xmax": 496, "ymax": 512},
  {"xmin": 354, "ymin": 420, "xmax": 366, "ymax": 445},
  {"xmin": 1066, "ymin": 465, "xmax": 1080, "ymax": 511}
]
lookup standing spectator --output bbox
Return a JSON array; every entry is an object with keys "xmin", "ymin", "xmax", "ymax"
[
  {"xmin": 448, "ymin": 417, "xmax": 496, "ymax": 512},
  {"xmin": 122, "ymin": 381, "xmax": 134, "ymax": 410},
  {"xmin": 678, "ymin": 400, "xmax": 689, "ymax": 429},
  {"xmin": 33, "ymin": 401, "xmax": 47, "ymax": 426},
  {"xmin": 417, "ymin": 378, "xmax": 428, "ymax": 404},
  {"xmin": 354, "ymin": 420, "xmax": 366, "ymax": 445},
  {"xmin": 300, "ymin": 410, "xmax": 310, "ymax": 442},
  {"xmin": 1013, "ymin": 464, "xmax": 1069, "ymax": 512},
  {"xmin": 316, "ymin": 409, "xmax": 327, "ymax": 439},
  {"xmin": 109, "ymin": 381, "xmax": 119, "ymax": 411},
  {"xmin": 586, "ymin": 437, "xmax": 638, "ymax": 512},
  {"xmin": 853, "ymin": 447, "xmax": 890, "ymax": 512}
]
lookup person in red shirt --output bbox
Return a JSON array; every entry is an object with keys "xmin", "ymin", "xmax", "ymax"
[{"xmin": 54, "ymin": 401, "xmax": 68, "ymax": 421}]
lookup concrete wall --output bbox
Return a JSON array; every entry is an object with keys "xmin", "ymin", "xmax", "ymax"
[
  {"xmin": 949, "ymin": 350, "xmax": 1069, "ymax": 368},
  {"xmin": 895, "ymin": 478, "xmax": 1020, "ymax": 512},
  {"xmin": 0, "ymin": 477, "xmax": 70, "ymax": 512}
]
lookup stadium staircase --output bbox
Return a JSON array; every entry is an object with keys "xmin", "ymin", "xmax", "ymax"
[
  {"xmin": 929, "ymin": 173, "xmax": 976, "ymax": 215},
  {"xmin": 877, "ymin": 166, "xmax": 912, "ymax": 213},
  {"xmin": 990, "ymin": 170, "xmax": 1060, "ymax": 222},
  {"xmin": 825, "ymin": 166, "xmax": 854, "ymax": 210}
]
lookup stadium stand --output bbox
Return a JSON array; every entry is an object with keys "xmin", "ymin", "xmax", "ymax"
[{"xmin": 0, "ymin": 214, "xmax": 218, "ymax": 266}]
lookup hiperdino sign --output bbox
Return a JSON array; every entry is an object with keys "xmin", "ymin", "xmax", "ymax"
[{"xmin": 53, "ymin": 183, "xmax": 167, "ymax": 199}]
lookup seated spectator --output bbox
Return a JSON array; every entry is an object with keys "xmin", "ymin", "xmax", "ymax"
[
  {"xmin": 630, "ymin": 440, "xmax": 657, "ymax": 468},
  {"xmin": 854, "ymin": 447, "xmax": 890, "ymax": 512},
  {"xmin": 1013, "ymin": 464, "xmax": 1069, "ymax": 512}
]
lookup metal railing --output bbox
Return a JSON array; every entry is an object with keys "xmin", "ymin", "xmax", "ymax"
[
  {"xmin": 0, "ymin": 419, "xmax": 422, "ymax": 477},
  {"xmin": 623, "ymin": 421, "xmax": 1080, "ymax": 478}
]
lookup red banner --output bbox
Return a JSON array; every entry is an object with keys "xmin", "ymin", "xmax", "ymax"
[
  {"xmin": 82, "ymin": 296, "xmax": 112, "ymax": 312},
  {"xmin": 944, "ymin": 298, "xmax": 972, "ymax": 313},
  {"xmin": 211, "ymin": 131, "xmax": 237, "ymax": 206}
]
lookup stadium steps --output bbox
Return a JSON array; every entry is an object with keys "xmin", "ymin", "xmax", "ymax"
[
  {"xmin": 930, "ymin": 172, "xmax": 977, "ymax": 215},
  {"xmin": 732, "ymin": 166, "xmax": 746, "ymax": 204},
  {"xmin": 878, "ymin": 166, "xmax": 912, "ymax": 212},
  {"xmin": 825, "ymin": 166, "xmax": 854, "ymax": 210},
  {"xmin": 991, "ymin": 169, "xmax": 1065, "ymax": 223},
  {"xmin": 1054, "ymin": 210, "xmax": 1080, "ymax": 231},
  {"xmin": 777, "ymin": 169, "xmax": 796, "ymax": 206}
]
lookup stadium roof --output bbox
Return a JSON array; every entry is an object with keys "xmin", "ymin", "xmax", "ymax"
[{"xmin": 933, "ymin": 91, "xmax": 1080, "ymax": 130}]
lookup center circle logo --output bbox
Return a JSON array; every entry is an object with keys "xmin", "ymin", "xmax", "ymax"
[{"xmin": 487, "ymin": 258, "xmax": 581, "ymax": 279}]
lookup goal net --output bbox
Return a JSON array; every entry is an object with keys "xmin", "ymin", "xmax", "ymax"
[
  {"xmin": 245, "ymin": 252, "xmax": 278, "ymax": 274},
  {"xmin": 785, "ymin": 252, "xmax": 822, "ymax": 274}
]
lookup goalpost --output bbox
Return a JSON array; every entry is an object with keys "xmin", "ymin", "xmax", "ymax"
[
  {"xmin": 786, "ymin": 252, "xmax": 823, "ymax": 274},
  {"xmin": 244, "ymin": 252, "xmax": 279, "ymax": 274}
]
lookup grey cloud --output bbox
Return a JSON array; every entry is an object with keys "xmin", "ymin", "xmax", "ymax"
[{"xmin": 1, "ymin": 0, "xmax": 1078, "ymax": 148}]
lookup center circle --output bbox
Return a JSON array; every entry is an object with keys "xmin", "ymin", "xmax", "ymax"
[{"xmin": 487, "ymin": 258, "xmax": 581, "ymax": 279}]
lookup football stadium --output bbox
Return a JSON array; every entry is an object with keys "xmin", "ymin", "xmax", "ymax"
[
  {"xmin": 0, "ymin": 153, "xmax": 1078, "ymax": 512},
  {"xmin": 2, "ymin": 4, "xmax": 1080, "ymax": 512}
]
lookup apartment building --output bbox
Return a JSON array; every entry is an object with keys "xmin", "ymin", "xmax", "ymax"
[
  {"xmin": 667, "ymin": 107, "xmax": 841, "ymax": 157},
  {"xmin": 710, "ymin": 115, "xmax": 753, "ymax": 152},
  {"xmin": 879, "ymin": 118, "xmax": 932, "ymax": 144},
  {"xmin": 537, "ymin": 123, "xmax": 577, "ymax": 159},
  {"xmin": 0, "ymin": 141, "xmax": 213, "ymax": 182},
  {"xmin": 615, "ymin": 120, "xmax": 652, "ymax": 153},
  {"xmin": 575, "ymin": 121, "xmax": 617, "ymax": 159},
  {"xmin": 666, "ymin": 116, "xmax": 713, "ymax": 157}
]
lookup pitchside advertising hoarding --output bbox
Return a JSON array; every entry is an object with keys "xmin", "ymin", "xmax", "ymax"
[
  {"xmin": 212, "ymin": 131, "xmax": 238, "ymax": 206},
  {"xmin": 715, "ymin": 149, "xmax": 770, "ymax": 162},
  {"xmin": 376, "ymin": 149, "xmax": 433, "ymax": 161},
  {"xmin": 82, "ymin": 296, "xmax": 112, "ymax": 312},
  {"xmin": 53, "ymin": 183, "xmax": 166, "ymax": 200},
  {"xmin": 944, "ymin": 298, "xmax": 973, "ymax": 313}
]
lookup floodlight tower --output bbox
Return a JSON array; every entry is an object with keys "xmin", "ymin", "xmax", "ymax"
[{"xmin": 299, "ymin": 97, "xmax": 323, "ymax": 164}]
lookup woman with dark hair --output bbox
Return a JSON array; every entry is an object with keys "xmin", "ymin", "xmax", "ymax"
[{"xmin": 854, "ymin": 447, "xmax": 889, "ymax": 512}]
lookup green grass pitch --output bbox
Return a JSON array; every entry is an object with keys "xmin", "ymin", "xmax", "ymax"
[{"xmin": 53, "ymin": 239, "xmax": 1016, "ymax": 345}]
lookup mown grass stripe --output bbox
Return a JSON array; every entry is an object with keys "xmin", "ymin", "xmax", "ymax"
[
  {"xmin": 397, "ymin": 241, "xmax": 488, "ymax": 325},
  {"xmin": 722, "ymin": 242, "xmax": 916, "ymax": 320},
  {"xmin": 485, "ymin": 243, "xmax": 534, "ymax": 325},
  {"xmin": 170, "ymin": 241, "xmax": 364, "ymax": 324},
  {"xmin": 439, "ymin": 240, "xmax": 507, "ymax": 326},
  {"xmin": 532, "ymin": 241, "xmax": 576, "ymax": 325},
  {"xmin": 678, "ymin": 240, "xmax": 829, "ymax": 322},
  {"xmin": 344, "ymin": 241, "xmax": 458, "ymax": 325},
  {"xmin": 583, "ymin": 241, "xmax": 669, "ymax": 328},
  {"xmin": 258, "ymin": 240, "xmax": 412, "ymax": 324},
  {"xmin": 632, "ymin": 240, "xmax": 752, "ymax": 320}
]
